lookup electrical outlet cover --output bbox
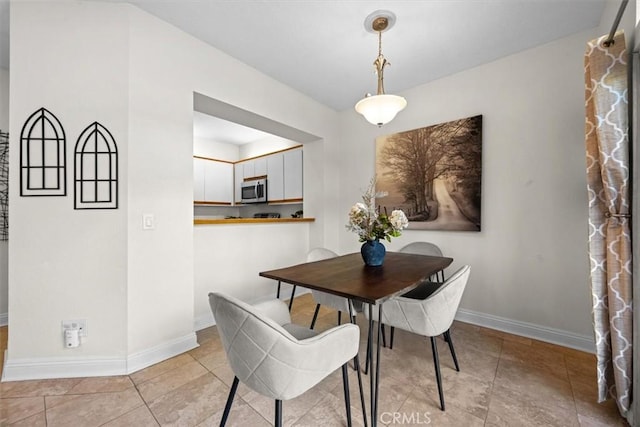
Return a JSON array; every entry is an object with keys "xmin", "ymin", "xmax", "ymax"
[{"xmin": 62, "ymin": 319, "xmax": 88, "ymax": 337}]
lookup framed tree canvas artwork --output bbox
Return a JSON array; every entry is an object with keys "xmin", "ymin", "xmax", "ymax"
[{"xmin": 375, "ymin": 115, "xmax": 482, "ymax": 231}]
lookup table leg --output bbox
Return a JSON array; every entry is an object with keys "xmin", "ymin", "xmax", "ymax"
[
  {"xmin": 374, "ymin": 305, "xmax": 383, "ymax": 427},
  {"xmin": 368, "ymin": 304, "xmax": 375, "ymax": 427},
  {"xmin": 349, "ymin": 301, "xmax": 368, "ymax": 427},
  {"xmin": 366, "ymin": 304, "xmax": 383, "ymax": 427}
]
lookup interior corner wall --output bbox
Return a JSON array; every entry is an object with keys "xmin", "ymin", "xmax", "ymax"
[
  {"xmin": 338, "ymin": 24, "xmax": 627, "ymax": 348},
  {"xmin": 6, "ymin": 1, "xmax": 129, "ymax": 374},
  {"xmin": 123, "ymin": 7, "xmax": 339, "ymax": 337}
]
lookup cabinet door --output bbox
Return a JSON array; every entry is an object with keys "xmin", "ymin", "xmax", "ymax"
[
  {"xmin": 283, "ymin": 148, "xmax": 303, "ymax": 200},
  {"xmin": 254, "ymin": 157, "xmax": 267, "ymax": 177},
  {"xmin": 193, "ymin": 158, "xmax": 206, "ymax": 202},
  {"xmin": 234, "ymin": 163, "xmax": 243, "ymax": 204},
  {"xmin": 267, "ymin": 153, "xmax": 284, "ymax": 202},
  {"xmin": 204, "ymin": 161, "xmax": 233, "ymax": 204},
  {"xmin": 242, "ymin": 160, "xmax": 254, "ymax": 179}
]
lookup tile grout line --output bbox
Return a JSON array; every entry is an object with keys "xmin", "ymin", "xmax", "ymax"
[
  {"xmin": 564, "ymin": 352, "xmax": 583, "ymax": 425},
  {"xmin": 482, "ymin": 332, "xmax": 505, "ymax": 426},
  {"xmin": 131, "ymin": 377, "xmax": 162, "ymax": 426}
]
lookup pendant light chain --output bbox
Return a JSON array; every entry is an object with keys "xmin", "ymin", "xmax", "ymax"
[{"xmin": 374, "ymin": 30, "xmax": 388, "ymax": 95}]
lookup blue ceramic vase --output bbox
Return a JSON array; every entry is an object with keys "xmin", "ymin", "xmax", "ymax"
[{"xmin": 361, "ymin": 239, "xmax": 386, "ymax": 266}]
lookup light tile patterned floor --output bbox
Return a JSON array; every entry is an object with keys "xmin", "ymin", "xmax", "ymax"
[{"xmin": 0, "ymin": 294, "xmax": 629, "ymax": 426}]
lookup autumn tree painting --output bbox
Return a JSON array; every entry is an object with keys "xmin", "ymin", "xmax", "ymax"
[{"xmin": 375, "ymin": 115, "xmax": 482, "ymax": 231}]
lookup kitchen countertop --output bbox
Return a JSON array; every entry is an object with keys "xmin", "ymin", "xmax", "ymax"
[{"xmin": 194, "ymin": 217, "xmax": 315, "ymax": 225}]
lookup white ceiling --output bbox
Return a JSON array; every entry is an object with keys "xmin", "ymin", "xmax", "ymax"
[
  {"xmin": 0, "ymin": 0, "xmax": 608, "ymax": 142},
  {"xmin": 103, "ymin": 0, "xmax": 606, "ymax": 111},
  {"xmin": 193, "ymin": 111, "xmax": 271, "ymax": 144}
]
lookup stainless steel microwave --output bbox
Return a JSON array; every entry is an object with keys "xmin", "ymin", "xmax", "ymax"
[{"xmin": 241, "ymin": 178, "xmax": 267, "ymax": 203}]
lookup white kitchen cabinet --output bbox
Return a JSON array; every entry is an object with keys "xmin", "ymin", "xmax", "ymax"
[
  {"xmin": 242, "ymin": 160, "xmax": 254, "ymax": 179},
  {"xmin": 254, "ymin": 157, "xmax": 267, "ymax": 177},
  {"xmin": 194, "ymin": 157, "xmax": 233, "ymax": 205},
  {"xmin": 266, "ymin": 153, "xmax": 284, "ymax": 202},
  {"xmin": 234, "ymin": 163, "xmax": 243, "ymax": 204},
  {"xmin": 193, "ymin": 157, "xmax": 206, "ymax": 201},
  {"xmin": 205, "ymin": 160, "xmax": 233, "ymax": 204},
  {"xmin": 242, "ymin": 157, "xmax": 267, "ymax": 180},
  {"xmin": 232, "ymin": 146, "xmax": 303, "ymax": 204},
  {"xmin": 283, "ymin": 148, "xmax": 303, "ymax": 200}
]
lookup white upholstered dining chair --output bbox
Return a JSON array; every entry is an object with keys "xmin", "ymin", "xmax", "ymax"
[
  {"xmin": 364, "ymin": 265, "xmax": 470, "ymax": 411},
  {"xmin": 307, "ymin": 248, "xmax": 360, "ymax": 329},
  {"xmin": 209, "ymin": 292, "xmax": 365, "ymax": 426},
  {"xmin": 385, "ymin": 241, "xmax": 448, "ymax": 349},
  {"xmin": 399, "ymin": 241, "xmax": 446, "ymax": 282}
]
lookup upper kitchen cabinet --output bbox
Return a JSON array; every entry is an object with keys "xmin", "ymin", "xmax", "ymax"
[
  {"xmin": 265, "ymin": 146, "xmax": 302, "ymax": 203},
  {"xmin": 283, "ymin": 148, "xmax": 303, "ymax": 201},
  {"xmin": 242, "ymin": 157, "xmax": 267, "ymax": 180},
  {"xmin": 194, "ymin": 157, "xmax": 233, "ymax": 205},
  {"xmin": 266, "ymin": 153, "xmax": 284, "ymax": 201},
  {"xmin": 234, "ymin": 163, "xmax": 243, "ymax": 203}
]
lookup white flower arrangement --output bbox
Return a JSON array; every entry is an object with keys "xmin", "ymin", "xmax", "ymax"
[{"xmin": 346, "ymin": 180, "xmax": 408, "ymax": 242}]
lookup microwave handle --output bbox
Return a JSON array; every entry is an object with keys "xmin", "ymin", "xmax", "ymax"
[{"xmin": 257, "ymin": 182, "xmax": 264, "ymax": 198}]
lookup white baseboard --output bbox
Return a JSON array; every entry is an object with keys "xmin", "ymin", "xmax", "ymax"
[
  {"xmin": 126, "ymin": 332, "xmax": 199, "ymax": 374},
  {"xmin": 0, "ymin": 312, "xmax": 6, "ymax": 327},
  {"xmin": 1, "ymin": 353, "xmax": 127, "ymax": 382},
  {"xmin": 1, "ymin": 332, "xmax": 199, "ymax": 382},
  {"xmin": 455, "ymin": 308, "xmax": 595, "ymax": 353}
]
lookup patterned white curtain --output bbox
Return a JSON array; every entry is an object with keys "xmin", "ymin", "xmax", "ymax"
[{"xmin": 584, "ymin": 30, "xmax": 633, "ymax": 417}]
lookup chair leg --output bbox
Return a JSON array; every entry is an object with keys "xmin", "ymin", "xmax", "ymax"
[
  {"xmin": 276, "ymin": 281, "xmax": 281, "ymax": 298},
  {"xmin": 288, "ymin": 285, "xmax": 297, "ymax": 311},
  {"xmin": 346, "ymin": 303, "xmax": 360, "ymax": 374},
  {"xmin": 364, "ymin": 323, "xmax": 371, "ymax": 375},
  {"xmin": 353, "ymin": 353, "xmax": 368, "ymax": 426},
  {"xmin": 381, "ymin": 323, "xmax": 386, "ymax": 348},
  {"xmin": 390, "ymin": 326, "xmax": 395, "ymax": 350},
  {"xmin": 310, "ymin": 304, "xmax": 321, "ymax": 329},
  {"xmin": 275, "ymin": 399, "xmax": 283, "ymax": 427},
  {"xmin": 443, "ymin": 329, "xmax": 460, "ymax": 372},
  {"xmin": 341, "ymin": 363, "xmax": 353, "ymax": 427},
  {"xmin": 338, "ymin": 310, "xmax": 342, "ymax": 325},
  {"xmin": 220, "ymin": 376, "xmax": 239, "ymax": 426},
  {"xmin": 430, "ymin": 337, "xmax": 445, "ymax": 411}
]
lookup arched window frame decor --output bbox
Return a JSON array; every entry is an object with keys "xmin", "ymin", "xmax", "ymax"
[
  {"xmin": 74, "ymin": 122, "xmax": 119, "ymax": 210},
  {"xmin": 19, "ymin": 108, "xmax": 67, "ymax": 196}
]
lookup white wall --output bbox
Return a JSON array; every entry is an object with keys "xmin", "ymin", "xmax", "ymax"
[
  {"xmin": 336, "ymin": 1, "xmax": 635, "ymax": 350},
  {"xmin": 8, "ymin": 2, "xmax": 130, "ymax": 372},
  {"xmin": 5, "ymin": 1, "xmax": 338, "ymax": 380},
  {"xmin": 194, "ymin": 223, "xmax": 309, "ymax": 329},
  {"xmin": 240, "ymin": 135, "xmax": 299, "ymax": 159},
  {"xmin": 193, "ymin": 137, "xmax": 239, "ymax": 161},
  {"xmin": 0, "ymin": 67, "xmax": 6, "ymax": 325}
]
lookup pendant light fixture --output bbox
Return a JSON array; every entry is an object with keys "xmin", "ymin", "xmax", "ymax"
[{"xmin": 355, "ymin": 11, "xmax": 407, "ymax": 127}]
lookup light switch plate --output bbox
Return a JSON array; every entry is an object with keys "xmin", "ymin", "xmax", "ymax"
[{"xmin": 143, "ymin": 214, "xmax": 155, "ymax": 230}]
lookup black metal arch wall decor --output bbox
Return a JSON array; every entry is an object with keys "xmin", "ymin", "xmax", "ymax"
[
  {"xmin": 20, "ymin": 108, "xmax": 67, "ymax": 196},
  {"xmin": 74, "ymin": 122, "xmax": 119, "ymax": 210},
  {"xmin": 0, "ymin": 130, "xmax": 8, "ymax": 241}
]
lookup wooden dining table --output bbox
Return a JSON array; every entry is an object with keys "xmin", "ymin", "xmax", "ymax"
[{"xmin": 260, "ymin": 251, "xmax": 453, "ymax": 427}]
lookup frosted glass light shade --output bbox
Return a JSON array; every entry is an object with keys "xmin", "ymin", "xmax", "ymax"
[{"xmin": 355, "ymin": 94, "xmax": 407, "ymax": 126}]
